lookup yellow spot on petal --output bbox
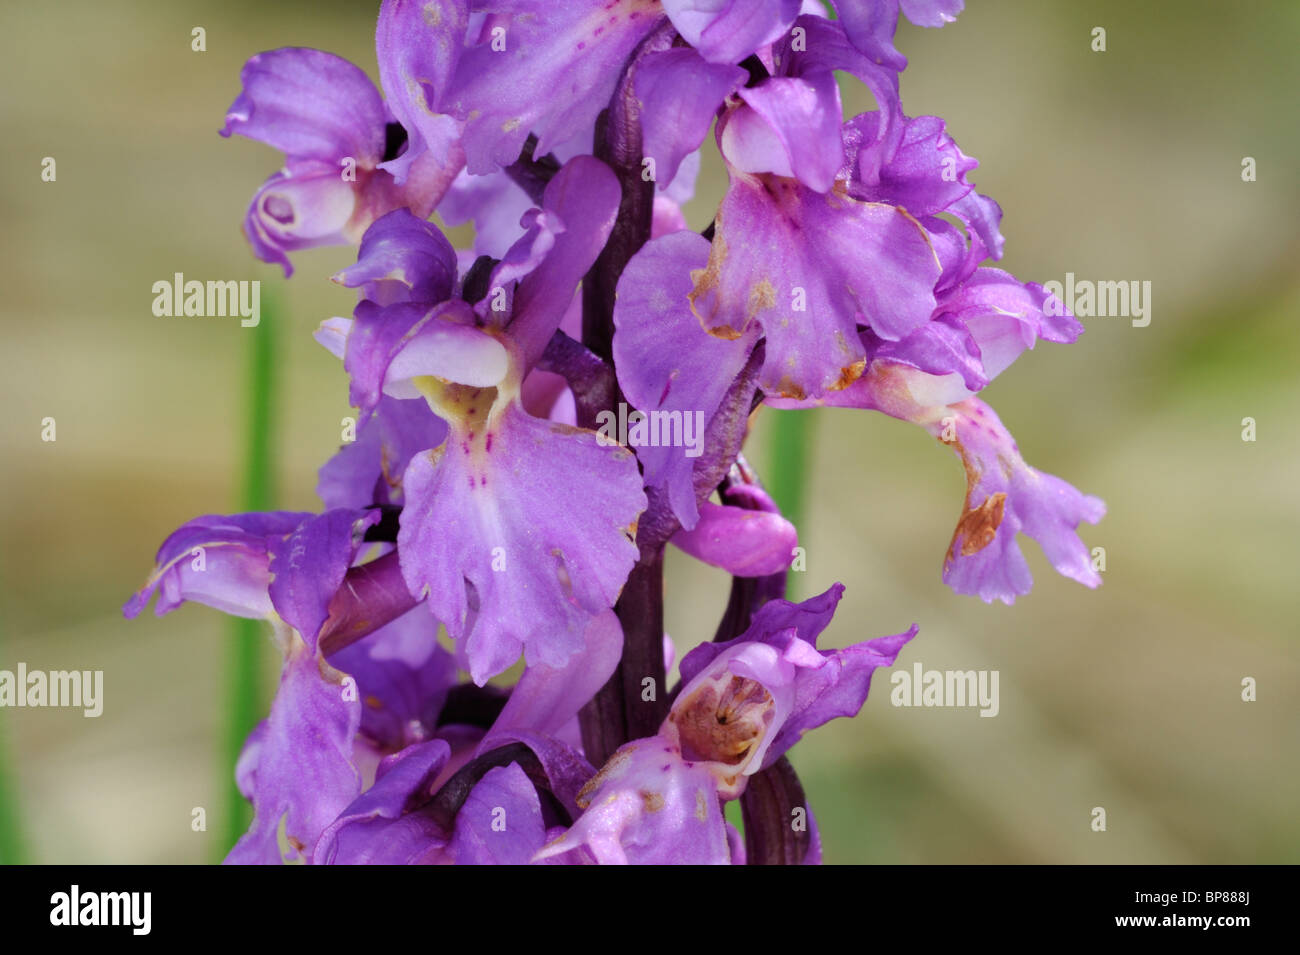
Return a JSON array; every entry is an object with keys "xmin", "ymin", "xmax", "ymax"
[
  {"xmin": 949, "ymin": 492, "xmax": 1007, "ymax": 559},
  {"xmin": 829, "ymin": 358, "xmax": 866, "ymax": 392},
  {"xmin": 702, "ymin": 321, "xmax": 744, "ymax": 341},
  {"xmin": 577, "ymin": 745, "xmax": 635, "ymax": 809},
  {"xmin": 747, "ymin": 278, "xmax": 776, "ymax": 322},
  {"xmin": 688, "ymin": 228, "xmax": 742, "ymax": 338},
  {"xmin": 771, "ymin": 376, "xmax": 807, "ymax": 401}
]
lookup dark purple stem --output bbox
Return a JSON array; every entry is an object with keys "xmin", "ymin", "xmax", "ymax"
[
  {"xmin": 561, "ymin": 18, "xmax": 804, "ymax": 865},
  {"xmin": 582, "ymin": 550, "xmax": 668, "ymax": 767},
  {"xmin": 539, "ymin": 329, "xmax": 618, "ymax": 413},
  {"xmin": 435, "ymin": 683, "xmax": 510, "ymax": 730},
  {"xmin": 581, "ymin": 19, "xmax": 676, "ymax": 363},
  {"xmin": 577, "ymin": 19, "xmax": 676, "ymax": 767},
  {"xmin": 740, "ymin": 756, "xmax": 811, "ymax": 865},
  {"xmin": 504, "ymin": 133, "xmax": 561, "ymax": 205},
  {"xmin": 422, "ymin": 742, "xmax": 570, "ymax": 832}
]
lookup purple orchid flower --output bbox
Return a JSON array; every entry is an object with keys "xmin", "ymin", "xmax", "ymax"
[
  {"xmin": 129, "ymin": 0, "xmax": 1102, "ymax": 865},
  {"xmin": 318, "ymin": 158, "xmax": 647, "ymax": 686},
  {"xmin": 772, "ymin": 372, "xmax": 1106, "ymax": 604},
  {"xmin": 125, "ymin": 509, "xmax": 378, "ymax": 861},
  {"xmin": 221, "ymin": 39, "xmax": 463, "ymax": 275},
  {"xmin": 834, "ymin": 0, "xmax": 964, "ymax": 71},
  {"xmin": 535, "ymin": 585, "xmax": 916, "ymax": 864},
  {"xmin": 316, "ymin": 609, "xmax": 623, "ymax": 865},
  {"xmin": 434, "ymin": 0, "xmax": 805, "ymax": 174}
]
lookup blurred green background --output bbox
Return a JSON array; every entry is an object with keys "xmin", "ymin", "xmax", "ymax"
[{"xmin": 1, "ymin": 0, "xmax": 1296, "ymax": 863}]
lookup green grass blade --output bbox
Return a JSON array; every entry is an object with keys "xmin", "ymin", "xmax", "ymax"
[
  {"xmin": 0, "ymin": 700, "xmax": 28, "ymax": 863},
  {"xmin": 216, "ymin": 289, "xmax": 278, "ymax": 861},
  {"xmin": 766, "ymin": 410, "xmax": 816, "ymax": 598}
]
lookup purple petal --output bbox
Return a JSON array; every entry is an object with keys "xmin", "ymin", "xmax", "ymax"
[
  {"xmin": 221, "ymin": 48, "xmax": 385, "ymax": 164},
  {"xmin": 317, "ymin": 395, "xmax": 450, "ymax": 509},
  {"xmin": 724, "ymin": 74, "xmax": 844, "ymax": 192},
  {"xmin": 691, "ymin": 168, "xmax": 940, "ymax": 398},
  {"xmin": 375, "ymin": 0, "xmax": 468, "ymax": 184},
  {"xmin": 437, "ymin": 167, "xmax": 536, "ymax": 258},
  {"xmin": 534, "ymin": 738, "xmax": 730, "ymax": 865},
  {"xmin": 520, "ymin": 367, "xmax": 576, "ymax": 424},
  {"xmin": 830, "ymin": 1, "xmax": 965, "ymax": 70},
  {"xmin": 225, "ymin": 643, "xmax": 362, "ymax": 864},
  {"xmin": 313, "ymin": 738, "xmax": 451, "ymax": 864},
  {"xmin": 444, "ymin": 2, "xmax": 659, "ymax": 173},
  {"xmin": 242, "ymin": 165, "xmax": 363, "ymax": 276},
  {"xmin": 670, "ymin": 501, "xmax": 797, "ymax": 577},
  {"xmin": 488, "ymin": 208, "xmax": 564, "ymax": 295},
  {"xmin": 123, "ymin": 511, "xmax": 313, "ymax": 620},
  {"xmin": 506, "ymin": 156, "xmax": 622, "ymax": 370},
  {"xmin": 780, "ymin": 264, "xmax": 1083, "ymax": 412},
  {"xmin": 668, "ymin": 638, "xmax": 811, "ymax": 778},
  {"xmin": 732, "ymin": 581, "xmax": 844, "ymax": 649},
  {"xmin": 819, "ymin": 365, "xmax": 1106, "ymax": 603},
  {"xmin": 674, "ymin": 584, "xmax": 917, "ymax": 769},
  {"xmin": 339, "ymin": 300, "xmax": 507, "ymax": 412},
  {"xmin": 636, "ymin": 49, "xmax": 744, "ymax": 186},
  {"xmin": 900, "ymin": 0, "xmax": 963, "ymax": 28},
  {"xmin": 660, "ymin": 148, "xmax": 702, "ymax": 207},
  {"xmin": 328, "ymin": 607, "xmax": 458, "ymax": 750},
  {"xmin": 334, "ymin": 208, "xmax": 458, "ymax": 307},
  {"xmin": 864, "ymin": 314, "xmax": 987, "ymax": 397},
  {"xmin": 849, "ymin": 112, "xmax": 977, "ymax": 217},
  {"xmin": 662, "ymin": 0, "xmax": 800, "ymax": 63},
  {"xmin": 830, "ymin": 0, "xmax": 906, "ymax": 71},
  {"xmin": 449, "ymin": 762, "xmax": 547, "ymax": 864},
  {"xmin": 268, "ymin": 509, "xmax": 379, "ymax": 648},
  {"xmin": 234, "ymin": 720, "xmax": 267, "ymax": 803},
  {"xmin": 726, "ymin": 820, "xmax": 746, "ymax": 864},
  {"xmin": 653, "ymin": 194, "xmax": 688, "ymax": 236},
  {"xmin": 949, "ymin": 188, "xmax": 1005, "ymax": 264},
  {"xmin": 612, "ymin": 230, "xmax": 758, "ymax": 527},
  {"xmin": 482, "ymin": 610, "xmax": 623, "ymax": 745},
  {"xmin": 482, "ymin": 731, "xmax": 597, "ymax": 819},
  {"xmin": 935, "ymin": 267, "xmax": 1082, "ymax": 385},
  {"xmin": 767, "ymin": 354, "xmax": 1106, "ymax": 602},
  {"xmin": 762, "ymin": 625, "xmax": 917, "ymax": 766},
  {"xmin": 779, "ymin": 15, "xmax": 904, "ymax": 157},
  {"xmin": 929, "ymin": 397, "xmax": 1106, "ymax": 604},
  {"xmin": 398, "ymin": 400, "xmax": 645, "ymax": 684}
]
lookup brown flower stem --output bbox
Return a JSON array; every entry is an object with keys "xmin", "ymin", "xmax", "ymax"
[
  {"xmin": 740, "ymin": 756, "xmax": 811, "ymax": 865},
  {"xmin": 577, "ymin": 19, "xmax": 676, "ymax": 767}
]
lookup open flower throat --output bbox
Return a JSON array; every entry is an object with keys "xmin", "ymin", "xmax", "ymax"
[
  {"xmin": 670, "ymin": 674, "xmax": 775, "ymax": 769},
  {"xmin": 415, "ymin": 378, "xmax": 499, "ymax": 434}
]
